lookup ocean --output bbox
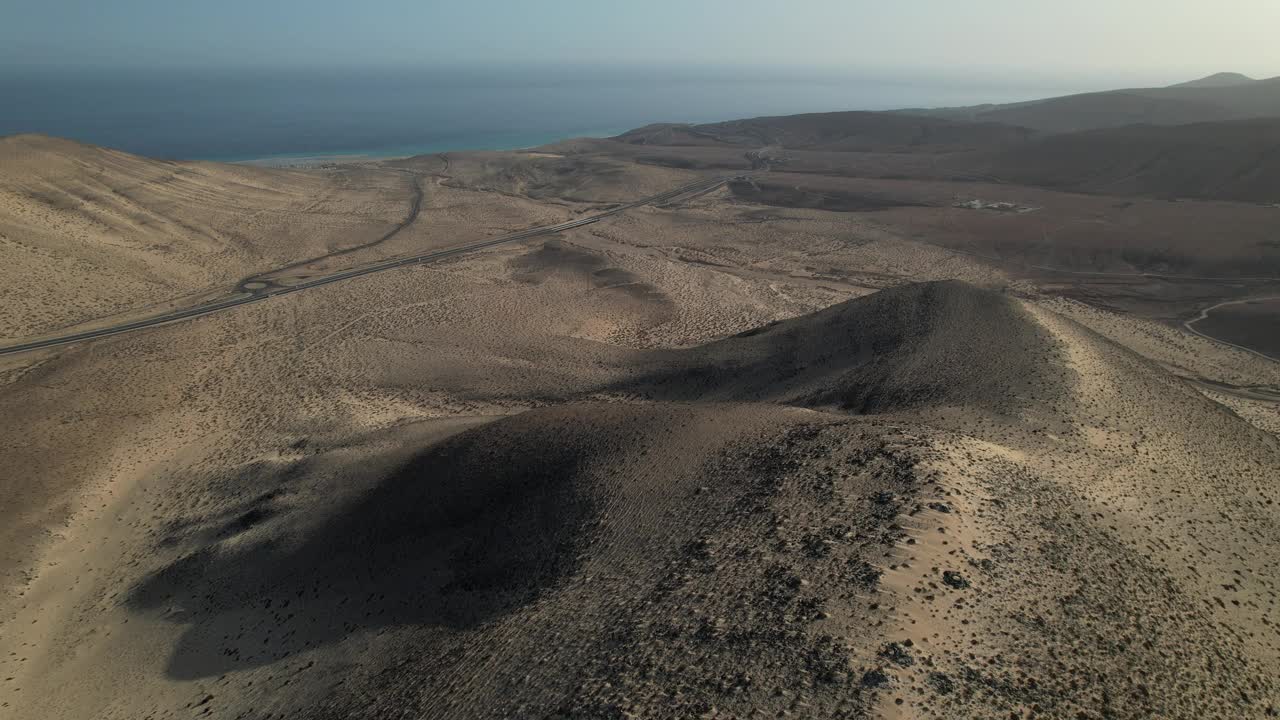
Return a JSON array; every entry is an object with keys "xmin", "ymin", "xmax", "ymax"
[{"xmin": 0, "ymin": 66, "xmax": 1076, "ymax": 162}]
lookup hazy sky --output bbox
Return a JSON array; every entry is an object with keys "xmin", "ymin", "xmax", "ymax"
[{"xmin": 4, "ymin": 0, "xmax": 1277, "ymax": 86}]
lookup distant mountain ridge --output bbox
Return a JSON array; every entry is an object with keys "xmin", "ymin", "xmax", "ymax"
[
  {"xmin": 1170, "ymin": 72, "xmax": 1257, "ymax": 88},
  {"xmin": 614, "ymin": 111, "xmax": 1032, "ymax": 153},
  {"xmin": 981, "ymin": 117, "xmax": 1280, "ymax": 203},
  {"xmin": 899, "ymin": 73, "xmax": 1280, "ymax": 133}
]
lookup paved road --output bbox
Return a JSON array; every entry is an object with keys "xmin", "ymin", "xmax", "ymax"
[
  {"xmin": 0, "ymin": 175, "xmax": 741, "ymax": 357},
  {"xmin": 1183, "ymin": 295, "xmax": 1280, "ymax": 363}
]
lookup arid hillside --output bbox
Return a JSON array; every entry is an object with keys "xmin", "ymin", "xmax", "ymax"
[
  {"xmin": 2, "ymin": 134, "xmax": 1279, "ymax": 720},
  {"xmin": 983, "ymin": 118, "xmax": 1280, "ymax": 202},
  {"xmin": 638, "ymin": 281, "xmax": 1065, "ymax": 415},
  {"xmin": 4, "ymin": 274, "xmax": 1278, "ymax": 719},
  {"xmin": 616, "ymin": 111, "xmax": 1033, "ymax": 153},
  {"xmin": 0, "ymin": 134, "xmax": 415, "ymax": 338},
  {"xmin": 907, "ymin": 75, "xmax": 1280, "ymax": 133},
  {"xmin": 566, "ymin": 110, "xmax": 1280, "ymax": 357}
]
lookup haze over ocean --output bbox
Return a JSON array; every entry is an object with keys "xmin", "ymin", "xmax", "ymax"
[{"xmin": 0, "ymin": 66, "xmax": 1079, "ymax": 162}]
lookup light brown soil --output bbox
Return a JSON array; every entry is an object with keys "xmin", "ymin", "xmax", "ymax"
[{"xmin": 1, "ymin": 134, "xmax": 1278, "ymax": 720}]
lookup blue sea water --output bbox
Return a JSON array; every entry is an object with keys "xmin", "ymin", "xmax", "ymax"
[{"xmin": 0, "ymin": 66, "xmax": 1073, "ymax": 162}]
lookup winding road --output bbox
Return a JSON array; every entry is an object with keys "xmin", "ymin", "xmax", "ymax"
[
  {"xmin": 1183, "ymin": 295, "xmax": 1280, "ymax": 363},
  {"xmin": 0, "ymin": 174, "xmax": 742, "ymax": 357}
]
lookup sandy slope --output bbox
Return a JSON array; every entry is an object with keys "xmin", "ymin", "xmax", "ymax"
[
  {"xmin": 1, "ymin": 137, "xmax": 1278, "ymax": 719},
  {"xmin": 4, "ymin": 278, "xmax": 1277, "ymax": 719},
  {"xmin": 983, "ymin": 118, "xmax": 1280, "ymax": 202},
  {"xmin": 0, "ymin": 135, "xmax": 414, "ymax": 337},
  {"xmin": 863, "ymin": 296, "xmax": 1280, "ymax": 717}
]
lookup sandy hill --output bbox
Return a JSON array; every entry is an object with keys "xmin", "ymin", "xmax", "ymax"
[
  {"xmin": 4, "ymin": 109, "xmax": 1280, "ymax": 720},
  {"xmin": 0, "ymin": 134, "xmax": 413, "ymax": 338},
  {"xmin": 615, "ymin": 111, "xmax": 1033, "ymax": 152},
  {"xmin": 638, "ymin": 281, "xmax": 1069, "ymax": 419},
  {"xmin": 981, "ymin": 117, "xmax": 1280, "ymax": 202},
  {"xmin": 112, "ymin": 402, "xmax": 933, "ymax": 718},
  {"xmin": 907, "ymin": 75, "xmax": 1280, "ymax": 133},
  {"xmin": 636, "ymin": 281, "xmax": 1280, "ymax": 715},
  {"xmin": 10, "ymin": 280, "xmax": 1277, "ymax": 718}
]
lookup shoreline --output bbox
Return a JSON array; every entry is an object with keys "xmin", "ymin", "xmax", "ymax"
[{"xmin": 219, "ymin": 125, "xmax": 633, "ymax": 167}]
